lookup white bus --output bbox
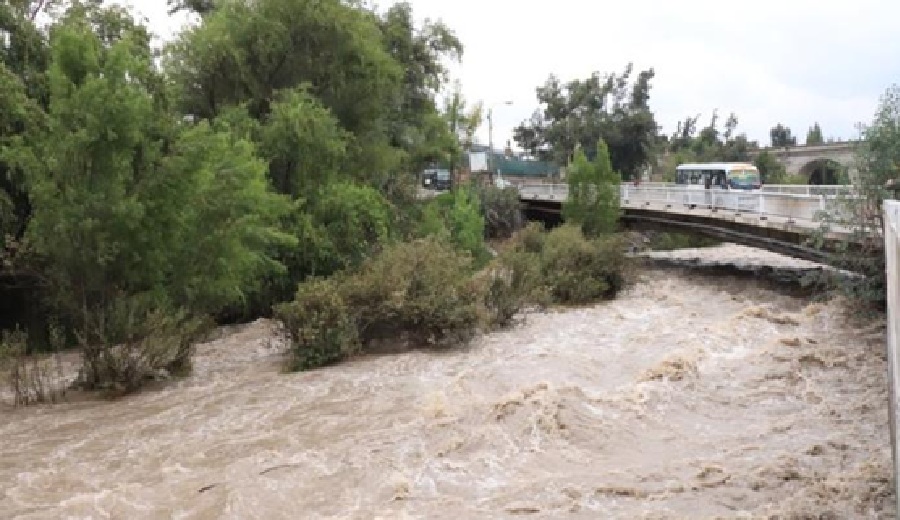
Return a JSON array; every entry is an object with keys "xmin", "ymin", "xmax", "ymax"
[{"xmin": 675, "ymin": 162, "xmax": 762, "ymax": 191}]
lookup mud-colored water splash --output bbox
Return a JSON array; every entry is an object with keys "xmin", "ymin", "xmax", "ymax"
[{"xmin": 0, "ymin": 249, "xmax": 894, "ymax": 518}]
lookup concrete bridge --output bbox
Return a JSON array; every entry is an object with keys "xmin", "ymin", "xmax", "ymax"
[
  {"xmin": 518, "ymin": 183, "xmax": 867, "ymax": 263},
  {"xmin": 750, "ymin": 141, "xmax": 859, "ymax": 183}
]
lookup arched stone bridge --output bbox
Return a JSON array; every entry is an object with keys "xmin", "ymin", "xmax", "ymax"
[
  {"xmin": 749, "ymin": 141, "xmax": 859, "ymax": 183},
  {"xmin": 518, "ymin": 183, "xmax": 872, "ymax": 264}
]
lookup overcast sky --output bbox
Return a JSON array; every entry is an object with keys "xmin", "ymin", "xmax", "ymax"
[{"xmin": 126, "ymin": 0, "xmax": 898, "ymax": 151}]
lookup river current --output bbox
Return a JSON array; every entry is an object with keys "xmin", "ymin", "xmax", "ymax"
[{"xmin": 0, "ymin": 244, "xmax": 893, "ymax": 518}]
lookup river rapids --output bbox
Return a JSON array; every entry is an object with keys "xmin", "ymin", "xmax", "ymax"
[{"xmin": 0, "ymin": 244, "xmax": 894, "ymax": 518}]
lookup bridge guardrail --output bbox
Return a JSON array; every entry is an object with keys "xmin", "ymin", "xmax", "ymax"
[
  {"xmin": 760, "ymin": 185, "xmax": 852, "ymax": 197},
  {"xmin": 884, "ymin": 200, "xmax": 900, "ymax": 514},
  {"xmin": 518, "ymin": 183, "xmax": 852, "ymax": 224}
]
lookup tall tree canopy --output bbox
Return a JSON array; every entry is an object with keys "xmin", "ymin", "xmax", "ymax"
[
  {"xmin": 656, "ymin": 110, "xmax": 759, "ymax": 181},
  {"xmin": 513, "ymin": 64, "xmax": 657, "ymax": 180},
  {"xmin": 666, "ymin": 111, "xmax": 756, "ymax": 162},
  {"xmin": 770, "ymin": 123, "xmax": 797, "ymax": 148},
  {"xmin": 806, "ymin": 122, "xmax": 824, "ymax": 145},
  {"xmin": 8, "ymin": 2, "xmax": 293, "ymax": 320},
  {"xmin": 164, "ymin": 0, "xmax": 462, "ymax": 186}
]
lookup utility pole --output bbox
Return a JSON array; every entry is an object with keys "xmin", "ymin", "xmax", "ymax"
[
  {"xmin": 488, "ymin": 108, "xmax": 494, "ymax": 178},
  {"xmin": 487, "ymin": 101, "xmax": 513, "ymax": 183}
]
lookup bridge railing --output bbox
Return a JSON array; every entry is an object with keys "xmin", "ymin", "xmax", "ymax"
[
  {"xmin": 518, "ymin": 183, "xmax": 853, "ymax": 224},
  {"xmin": 621, "ymin": 185, "xmax": 851, "ymax": 223},
  {"xmin": 884, "ymin": 200, "xmax": 900, "ymax": 513},
  {"xmin": 760, "ymin": 185, "xmax": 852, "ymax": 197}
]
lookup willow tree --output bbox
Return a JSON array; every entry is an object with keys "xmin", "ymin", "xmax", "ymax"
[
  {"xmin": 164, "ymin": 0, "xmax": 463, "ymax": 187},
  {"xmin": 12, "ymin": 4, "xmax": 293, "ymax": 325}
]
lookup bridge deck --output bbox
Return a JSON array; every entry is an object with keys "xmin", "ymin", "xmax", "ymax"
[
  {"xmin": 517, "ymin": 183, "xmax": 874, "ymax": 262},
  {"xmin": 519, "ymin": 183, "xmax": 857, "ymax": 238},
  {"xmin": 619, "ymin": 198, "xmax": 854, "ymax": 240}
]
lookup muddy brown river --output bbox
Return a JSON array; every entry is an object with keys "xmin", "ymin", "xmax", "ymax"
[{"xmin": 0, "ymin": 245, "xmax": 894, "ymax": 518}]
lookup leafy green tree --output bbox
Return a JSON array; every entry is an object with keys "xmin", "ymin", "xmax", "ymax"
[
  {"xmin": 160, "ymin": 118, "xmax": 295, "ymax": 314},
  {"xmin": 13, "ymin": 6, "xmax": 293, "ymax": 322},
  {"xmin": 667, "ymin": 111, "xmax": 756, "ymax": 163},
  {"xmin": 165, "ymin": 0, "xmax": 462, "ymax": 186},
  {"xmin": 0, "ymin": 0, "xmax": 52, "ymax": 250},
  {"xmin": 309, "ymin": 182, "xmax": 393, "ymax": 274},
  {"xmin": 446, "ymin": 187, "xmax": 486, "ymax": 260},
  {"xmin": 563, "ymin": 139, "xmax": 621, "ymax": 236},
  {"xmin": 415, "ymin": 188, "xmax": 487, "ymax": 262},
  {"xmin": 513, "ymin": 64, "xmax": 657, "ymax": 180},
  {"xmin": 770, "ymin": 123, "xmax": 797, "ymax": 148},
  {"xmin": 167, "ymin": 0, "xmax": 216, "ymax": 16},
  {"xmin": 259, "ymin": 87, "xmax": 350, "ymax": 198},
  {"xmin": 377, "ymin": 2, "xmax": 462, "ymax": 173},
  {"xmin": 811, "ymin": 85, "xmax": 900, "ymax": 309},
  {"xmin": 806, "ymin": 122, "xmax": 824, "ymax": 145},
  {"xmin": 753, "ymin": 150, "xmax": 788, "ymax": 184},
  {"xmin": 443, "ymin": 80, "xmax": 483, "ymax": 175},
  {"xmin": 165, "ymin": 0, "xmax": 402, "ymax": 179}
]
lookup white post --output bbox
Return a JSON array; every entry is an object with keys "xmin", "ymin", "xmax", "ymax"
[
  {"xmin": 759, "ymin": 193, "xmax": 767, "ymax": 220},
  {"xmin": 883, "ymin": 201, "xmax": 900, "ymax": 515}
]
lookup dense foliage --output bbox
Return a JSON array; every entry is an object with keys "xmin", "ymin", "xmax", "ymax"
[
  {"xmin": 810, "ymin": 85, "xmax": 900, "ymax": 310},
  {"xmin": 0, "ymin": 0, "xmax": 468, "ymax": 394},
  {"xmin": 513, "ymin": 64, "xmax": 657, "ymax": 180},
  {"xmin": 277, "ymin": 225, "xmax": 632, "ymax": 370},
  {"xmin": 563, "ymin": 139, "xmax": 621, "ymax": 236},
  {"xmin": 276, "ymin": 237, "xmax": 482, "ymax": 369}
]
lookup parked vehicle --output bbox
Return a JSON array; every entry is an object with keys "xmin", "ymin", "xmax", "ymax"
[{"xmin": 422, "ymin": 168, "xmax": 451, "ymax": 191}]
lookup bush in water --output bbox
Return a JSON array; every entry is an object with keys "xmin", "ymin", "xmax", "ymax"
[
  {"xmin": 539, "ymin": 225, "xmax": 629, "ymax": 304},
  {"xmin": 480, "ymin": 222, "xmax": 631, "ymax": 327},
  {"xmin": 278, "ymin": 237, "xmax": 481, "ymax": 370},
  {"xmin": 274, "ymin": 278, "xmax": 359, "ymax": 371}
]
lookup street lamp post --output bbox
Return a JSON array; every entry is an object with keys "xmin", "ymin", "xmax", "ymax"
[{"xmin": 487, "ymin": 101, "xmax": 513, "ymax": 180}]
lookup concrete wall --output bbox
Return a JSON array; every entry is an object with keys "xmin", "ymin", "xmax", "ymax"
[{"xmin": 884, "ymin": 200, "xmax": 900, "ymax": 513}]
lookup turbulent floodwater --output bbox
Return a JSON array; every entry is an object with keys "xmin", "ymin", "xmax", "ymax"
[{"xmin": 0, "ymin": 245, "xmax": 894, "ymax": 519}]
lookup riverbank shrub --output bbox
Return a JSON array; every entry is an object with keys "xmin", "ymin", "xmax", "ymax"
[
  {"xmin": 481, "ymin": 222, "xmax": 630, "ymax": 322},
  {"xmin": 343, "ymin": 237, "xmax": 480, "ymax": 347},
  {"xmin": 308, "ymin": 182, "xmax": 394, "ymax": 274},
  {"xmin": 477, "ymin": 186, "xmax": 525, "ymax": 240},
  {"xmin": 278, "ymin": 237, "xmax": 481, "ymax": 370},
  {"xmin": 73, "ymin": 297, "xmax": 212, "ymax": 394},
  {"xmin": 414, "ymin": 188, "xmax": 490, "ymax": 264},
  {"xmin": 481, "ymin": 248, "xmax": 544, "ymax": 328},
  {"xmin": 645, "ymin": 231, "xmax": 719, "ymax": 251},
  {"xmin": 0, "ymin": 327, "xmax": 68, "ymax": 406},
  {"xmin": 539, "ymin": 225, "xmax": 628, "ymax": 304},
  {"xmin": 274, "ymin": 278, "xmax": 359, "ymax": 371}
]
